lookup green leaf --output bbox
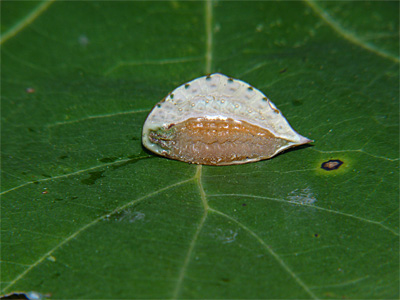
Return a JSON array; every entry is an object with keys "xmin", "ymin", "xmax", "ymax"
[{"xmin": 1, "ymin": 1, "xmax": 398, "ymax": 299}]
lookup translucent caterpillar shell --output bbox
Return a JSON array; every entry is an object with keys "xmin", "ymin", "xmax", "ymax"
[{"xmin": 142, "ymin": 73, "xmax": 311, "ymax": 165}]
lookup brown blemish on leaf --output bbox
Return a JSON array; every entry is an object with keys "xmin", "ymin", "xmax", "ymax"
[{"xmin": 321, "ymin": 159, "xmax": 343, "ymax": 171}]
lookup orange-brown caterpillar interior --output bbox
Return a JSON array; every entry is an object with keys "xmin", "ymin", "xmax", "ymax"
[{"xmin": 149, "ymin": 117, "xmax": 291, "ymax": 165}]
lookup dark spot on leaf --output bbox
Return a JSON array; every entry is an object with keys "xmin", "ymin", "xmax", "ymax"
[
  {"xmin": 27, "ymin": 127, "xmax": 35, "ymax": 133},
  {"xmin": 292, "ymin": 99, "xmax": 302, "ymax": 106},
  {"xmin": 279, "ymin": 68, "xmax": 287, "ymax": 73},
  {"xmin": 131, "ymin": 136, "xmax": 140, "ymax": 141},
  {"xmin": 321, "ymin": 160, "xmax": 343, "ymax": 171},
  {"xmin": 221, "ymin": 278, "xmax": 230, "ymax": 282},
  {"xmin": 42, "ymin": 174, "xmax": 51, "ymax": 178},
  {"xmin": 157, "ymin": 104, "xmax": 161, "ymax": 108},
  {"xmin": 59, "ymin": 155, "xmax": 69, "ymax": 160},
  {"xmin": 242, "ymin": 203, "xmax": 247, "ymax": 207},
  {"xmin": 170, "ymin": 93, "xmax": 174, "ymax": 99},
  {"xmin": 33, "ymin": 181, "xmax": 39, "ymax": 185},
  {"xmin": 55, "ymin": 198, "xmax": 64, "ymax": 201},
  {"xmin": 314, "ymin": 233, "xmax": 319, "ymax": 238},
  {"xmin": 71, "ymin": 196, "xmax": 78, "ymax": 200},
  {"xmin": 99, "ymin": 157, "xmax": 118, "ymax": 163},
  {"xmin": 81, "ymin": 170, "xmax": 105, "ymax": 185}
]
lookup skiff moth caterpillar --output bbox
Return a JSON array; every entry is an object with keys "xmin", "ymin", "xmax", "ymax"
[{"xmin": 142, "ymin": 73, "xmax": 311, "ymax": 165}]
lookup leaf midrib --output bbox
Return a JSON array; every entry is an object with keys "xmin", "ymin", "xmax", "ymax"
[{"xmin": 170, "ymin": 1, "xmax": 317, "ymax": 298}]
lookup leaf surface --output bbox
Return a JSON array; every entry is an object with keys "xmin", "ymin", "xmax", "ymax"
[{"xmin": 1, "ymin": 1, "xmax": 399, "ymax": 298}]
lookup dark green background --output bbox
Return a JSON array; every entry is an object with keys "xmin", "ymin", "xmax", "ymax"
[{"xmin": 1, "ymin": 1, "xmax": 399, "ymax": 298}]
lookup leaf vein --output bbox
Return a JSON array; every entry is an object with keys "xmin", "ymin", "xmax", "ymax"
[
  {"xmin": 104, "ymin": 56, "xmax": 203, "ymax": 75},
  {"xmin": 209, "ymin": 207, "xmax": 319, "ymax": 299},
  {"xmin": 172, "ymin": 165, "xmax": 209, "ymax": 299},
  {"xmin": 210, "ymin": 193, "xmax": 399, "ymax": 236},
  {"xmin": 0, "ymin": 156, "xmax": 150, "ymax": 195},
  {"xmin": 2, "ymin": 177, "xmax": 194, "ymax": 293},
  {"xmin": 1, "ymin": 0, "xmax": 56, "ymax": 45},
  {"xmin": 305, "ymin": 0, "xmax": 399, "ymax": 63},
  {"xmin": 311, "ymin": 148, "xmax": 399, "ymax": 162},
  {"xmin": 46, "ymin": 108, "xmax": 150, "ymax": 129}
]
